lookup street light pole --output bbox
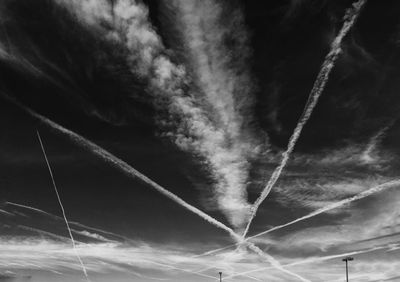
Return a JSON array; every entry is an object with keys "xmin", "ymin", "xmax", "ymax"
[
  {"xmin": 219, "ymin": 272, "xmax": 222, "ymax": 282},
  {"xmin": 342, "ymin": 257, "xmax": 354, "ymax": 282}
]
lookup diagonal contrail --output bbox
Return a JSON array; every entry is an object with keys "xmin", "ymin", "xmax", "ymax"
[
  {"xmin": 36, "ymin": 131, "xmax": 91, "ymax": 282},
  {"xmin": 243, "ymin": 0, "xmax": 368, "ymax": 237},
  {"xmin": 197, "ymin": 177, "xmax": 400, "ymax": 258},
  {"xmin": 2, "ymin": 95, "xmax": 309, "ymax": 282}
]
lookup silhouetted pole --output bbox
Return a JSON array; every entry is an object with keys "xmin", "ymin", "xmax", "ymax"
[
  {"xmin": 219, "ymin": 272, "xmax": 222, "ymax": 282},
  {"xmin": 342, "ymin": 257, "xmax": 354, "ymax": 282}
]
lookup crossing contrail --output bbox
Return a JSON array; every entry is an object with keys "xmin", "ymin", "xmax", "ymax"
[
  {"xmin": 36, "ymin": 131, "xmax": 91, "ymax": 282},
  {"xmin": 3, "ymin": 95, "xmax": 309, "ymax": 282},
  {"xmin": 1, "ymin": 94, "xmax": 234, "ymax": 236},
  {"xmin": 225, "ymin": 242, "xmax": 397, "ymax": 280},
  {"xmin": 197, "ymin": 177, "xmax": 400, "ymax": 257},
  {"xmin": 243, "ymin": 0, "xmax": 368, "ymax": 237},
  {"xmin": 247, "ymin": 177, "xmax": 400, "ymax": 240}
]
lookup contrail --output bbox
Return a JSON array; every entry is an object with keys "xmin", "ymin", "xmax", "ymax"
[
  {"xmin": 31, "ymin": 109, "xmax": 235, "ymax": 238},
  {"xmin": 197, "ymin": 177, "xmax": 400, "ymax": 257},
  {"xmin": 3, "ymin": 96, "xmax": 309, "ymax": 282},
  {"xmin": 225, "ymin": 243, "xmax": 396, "ymax": 280},
  {"xmin": 247, "ymin": 178, "xmax": 400, "ymax": 240},
  {"xmin": 36, "ymin": 131, "xmax": 91, "ymax": 282},
  {"xmin": 243, "ymin": 0, "xmax": 368, "ymax": 237},
  {"xmin": 6, "ymin": 201, "xmax": 59, "ymax": 219},
  {"xmin": 4, "ymin": 93, "xmax": 236, "ymax": 237}
]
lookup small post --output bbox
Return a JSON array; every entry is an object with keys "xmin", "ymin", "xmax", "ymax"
[
  {"xmin": 219, "ymin": 271, "xmax": 222, "ymax": 282},
  {"xmin": 342, "ymin": 257, "xmax": 354, "ymax": 282}
]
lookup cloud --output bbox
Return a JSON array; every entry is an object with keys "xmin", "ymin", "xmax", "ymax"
[{"xmin": 159, "ymin": 0, "xmax": 265, "ymax": 228}]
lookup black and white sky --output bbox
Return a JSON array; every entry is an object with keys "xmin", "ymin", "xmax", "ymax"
[{"xmin": 1, "ymin": 0, "xmax": 400, "ymax": 281}]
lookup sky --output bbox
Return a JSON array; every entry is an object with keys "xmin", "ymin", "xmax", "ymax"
[{"xmin": 0, "ymin": 0, "xmax": 400, "ymax": 281}]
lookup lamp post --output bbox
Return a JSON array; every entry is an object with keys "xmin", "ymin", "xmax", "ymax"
[
  {"xmin": 219, "ymin": 272, "xmax": 222, "ymax": 282},
  {"xmin": 342, "ymin": 257, "xmax": 354, "ymax": 282}
]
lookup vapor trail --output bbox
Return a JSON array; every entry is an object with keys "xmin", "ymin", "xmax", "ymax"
[
  {"xmin": 225, "ymin": 243, "xmax": 395, "ymax": 280},
  {"xmin": 36, "ymin": 131, "xmax": 91, "ymax": 282},
  {"xmin": 243, "ymin": 0, "xmax": 367, "ymax": 237},
  {"xmin": 197, "ymin": 177, "xmax": 400, "ymax": 257},
  {"xmin": 7, "ymin": 97, "xmax": 309, "ymax": 282}
]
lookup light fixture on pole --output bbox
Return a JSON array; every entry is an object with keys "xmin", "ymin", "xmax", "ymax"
[
  {"xmin": 219, "ymin": 272, "xmax": 222, "ymax": 282},
  {"xmin": 342, "ymin": 257, "xmax": 354, "ymax": 282}
]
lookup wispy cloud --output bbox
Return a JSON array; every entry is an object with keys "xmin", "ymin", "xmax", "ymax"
[{"xmin": 163, "ymin": 0, "xmax": 264, "ymax": 228}]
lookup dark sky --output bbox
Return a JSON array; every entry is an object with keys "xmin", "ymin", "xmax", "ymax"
[{"xmin": 0, "ymin": 0, "xmax": 400, "ymax": 281}]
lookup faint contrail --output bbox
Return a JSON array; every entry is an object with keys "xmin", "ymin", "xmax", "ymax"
[
  {"xmin": 243, "ymin": 0, "xmax": 368, "ymax": 237},
  {"xmin": 17, "ymin": 225, "xmax": 74, "ymax": 243},
  {"xmin": 247, "ymin": 178, "xmax": 400, "ymax": 240},
  {"xmin": 0, "ymin": 209, "xmax": 14, "ymax": 216},
  {"xmin": 197, "ymin": 177, "xmax": 400, "ymax": 257},
  {"xmin": 6, "ymin": 201, "xmax": 59, "ymax": 219},
  {"xmin": 6, "ymin": 201, "xmax": 133, "ymax": 242},
  {"xmin": 36, "ymin": 131, "xmax": 91, "ymax": 282},
  {"xmin": 5, "ymin": 96, "xmax": 309, "ymax": 282}
]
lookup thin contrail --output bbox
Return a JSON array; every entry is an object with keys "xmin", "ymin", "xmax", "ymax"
[
  {"xmin": 3, "ymin": 96, "xmax": 309, "ymax": 282},
  {"xmin": 197, "ymin": 177, "xmax": 400, "ymax": 257},
  {"xmin": 243, "ymin": 0, "xmax": 368, "ymax": 237},
  {"xmin": 36, "ymin": 131, "xmax": 91, "ymax": 282}
]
